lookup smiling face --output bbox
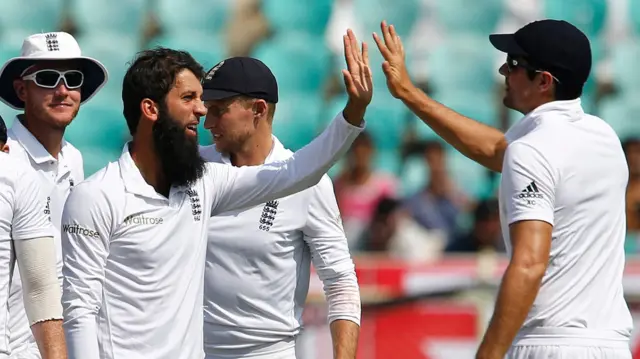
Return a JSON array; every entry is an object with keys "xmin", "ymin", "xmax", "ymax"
[
  {"xmin": 203, "ymin": 96, "xmax": 266, "ymax": 154},
  {"xmin": 13, "ymin": 60, "xmax": 82, "ymax": 130},
  {"xmin": 161, "ymin": 69, "xmax": 206, "ymax": 141},
  {"xmin": 151, "ymin": 68, "xmax": 208, "ymax": 187}
]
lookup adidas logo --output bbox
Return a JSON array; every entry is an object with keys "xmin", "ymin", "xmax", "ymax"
[{"xmin": 518, "ymin": 181, "xmax": 543, "ymax": 199}]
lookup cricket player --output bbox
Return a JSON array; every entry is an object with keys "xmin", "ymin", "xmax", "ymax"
[
  {"xmin": 0, "ymin": 32, "xmax": 107, "ymax": 359},
  {"xmin": 61, "ymin": 29, "xmax": 371, "ymax": 359},
  {"xmin": 0, "ymin": 149, "xmax": 66, "ymax": 358},
  {"xmin": 199, "ymin": 56, "xmax": 361, "ymax": 359},
  {"xmin": 372, "ymin": 19, "xmax": 633, "ymax": 359}
]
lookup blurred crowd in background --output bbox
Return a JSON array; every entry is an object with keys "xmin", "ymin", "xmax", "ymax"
[{"xmin": 1, "ymin": 0, "xmax": 640, "ymax": 259}]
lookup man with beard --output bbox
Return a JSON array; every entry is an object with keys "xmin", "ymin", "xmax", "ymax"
[
  {"xmin": 373, "ymin": 19, "xmax": 632, "ymax": 359},
  {"xmin": 199, "ymin": 54, "xmax": 361, "ymax": 359},
  {"xmin": 61, "ymin": 28, "xmax": 372, "ymax": 359},
  {"xmin": 0, "ymin": 31, "xmax": 107, "ymax": 358}
]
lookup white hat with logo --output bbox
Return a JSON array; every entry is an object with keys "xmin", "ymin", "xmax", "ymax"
[{"xmin": 0, "ymin": 32, "xmax": 108, "ymax": 110}]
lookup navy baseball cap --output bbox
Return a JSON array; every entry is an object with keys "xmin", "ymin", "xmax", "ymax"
[
  {"xmin": 489, "ymin": 19, "xmax": 592, "ymax": 85},
  {"xmin": 202, "ymin": 57, "xmax": 278, "ymax": 103},
  {"xmin": 0, "ymin": 114, "xmax": 6, "ymax": 144}
]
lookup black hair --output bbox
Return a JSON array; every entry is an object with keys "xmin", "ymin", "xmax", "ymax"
[
  {"xmin": 474, "ymin": 198, "xmax": 499, "ymax": 222},
  {"xmin": 423, "ymin": 140, "xmax": 443, "ymax": 153},
  {"xmin": 373, "ymin": 197, "xmax": 400, "ymax": 220},
  {"xmin": 122, "ymin": 47, "xmax": 204, "ymax": 135}
]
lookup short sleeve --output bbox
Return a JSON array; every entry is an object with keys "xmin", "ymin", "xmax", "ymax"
[
  {"xmin": 12, "ymin": 164, "xmax": 52, "ymax": 240},
  {"xmin": 502, "ymin": 141, "xmax": 556, "ymax": 226}
]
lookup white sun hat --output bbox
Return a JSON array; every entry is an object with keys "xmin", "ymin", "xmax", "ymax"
[{"xmin": 0, "ymin": 32, "xmax": 109, "ymax": 110}]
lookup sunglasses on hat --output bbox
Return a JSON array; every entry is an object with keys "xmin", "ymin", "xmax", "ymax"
[{"xmin": 21, "ymin": 69, "xmax": 84, "ymax": 89}]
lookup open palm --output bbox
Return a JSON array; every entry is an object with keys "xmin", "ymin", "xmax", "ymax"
[
  {"xmin": 342, "ymin": 29, "xmax": 373, "ymax": 107},
  {"xmin": 372, "ymin": 20, "xmax": 413, "ymax": 99}
]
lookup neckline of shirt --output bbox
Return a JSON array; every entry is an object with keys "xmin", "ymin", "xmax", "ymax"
[{"xmin": 10, "ymin": 115, "xmax": 72, "ymax": 166}]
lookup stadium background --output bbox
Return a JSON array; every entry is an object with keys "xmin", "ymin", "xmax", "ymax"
[{"xmin": 3, "ymin": 0, "xmax": 640, "ymax": 358}]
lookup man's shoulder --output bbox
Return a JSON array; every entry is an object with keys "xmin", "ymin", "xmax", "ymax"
[
  {"xmin": 0, "ymin": 152, "xmax": 33, "ymax": 183},
  {"xmin": 505, "ymin": 138, "xmax": 554, "ymax": 167},
  {"xmin": 71, "ymin": 162, "xmax": 123, "ymax": 201},
  {"xmin": 5, "ymin": 136, "xmax": 30, "ymax": 161},
  {"xmin": 199, "ymin": 145, "xmax": 224, "ymax": 163}
]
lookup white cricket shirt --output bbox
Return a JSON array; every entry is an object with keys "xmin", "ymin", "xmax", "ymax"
[
  {"xmin": 200, "ymin": 136, "xmax": 360, "ymax": 358},
  {"xmin": 0, "ymin": 153, "xmax": 53, "ymax": 357},
  {"xmin": 499, "ymin": 99, "xmax": 633, "ymax": 347},
  {"xmin": 61, "ymin": 112, "xmax": 362, "ymax": 359},
  {"xmin": 6, "ymin": 116, "xmax": 84, "ymax": 352}
]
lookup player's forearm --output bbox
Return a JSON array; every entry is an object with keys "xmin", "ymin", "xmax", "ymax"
[
  {"xmin": 476, "ymin": 263, "xmax": 546, "ymax": 359},
  {"xmin": 330, "ymin": 319, "xmax": 360, "ymax": 359},
  {"xmin": 32, "ymin": 320, "xmax": 67, "ymax": 359},
  {"xmin": 399, "ymin": 86, "xmax": 507, "ymax": 172}
]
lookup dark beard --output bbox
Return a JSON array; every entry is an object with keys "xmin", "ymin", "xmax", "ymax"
[{"xmin": 152, "ymin": 106, "xmax": 206, "ymax": 188}]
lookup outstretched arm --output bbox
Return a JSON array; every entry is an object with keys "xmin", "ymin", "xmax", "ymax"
[
  {"xmin": 373, "ymin": 20, "xmax": 507, "ymax": 172},
  {"xmin": 210, "ymin": 30, "xmax": 374, "ymax": 214},
  {"xmin": 210, "ymin": 109, "xmax": 363, "ymax": 214}
]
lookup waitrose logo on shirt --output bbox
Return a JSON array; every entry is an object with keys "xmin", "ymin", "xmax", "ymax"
[
  {"xmin": 62, "ymin": 224, "xmax": 100, "ymax": 238},
  {"xmin": 123, "ymin": 214, "xmax": 164, "ymax": 226}
]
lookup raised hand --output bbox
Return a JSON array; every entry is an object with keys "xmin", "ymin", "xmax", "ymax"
[
  {"xmin": 373, "ymin": 20, "xmax": 415, "ymax": 99},
  {"xmin": 342, "ymin": 29, "xmax": 373, "ymax": 108}
]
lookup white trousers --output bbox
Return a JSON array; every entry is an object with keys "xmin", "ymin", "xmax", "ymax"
[{"xmin": 506, "ymin": 345, "xmax": 632, "ymax": 359}]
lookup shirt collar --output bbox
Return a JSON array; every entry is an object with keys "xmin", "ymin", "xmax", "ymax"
[
  {"xmin": 10, "ymin": 115, "xmax": 70, "ymax": 164},
  {"xmin": 218, "ymin": 135, "xmax": 288, "ymax": 165},
  {"xmin": 118, "ymin": 142, "xmax": 179, "ymax": 200},
  {"xmin": 506, "ymin": 99, "xmax": 585, "ymax": 142},
  {"xmin": 523, "ymin": 98, "xmax": 584, "ymax": 122}
]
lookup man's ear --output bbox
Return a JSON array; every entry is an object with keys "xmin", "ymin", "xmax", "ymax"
[
  {"xmin": 539, "ymin": 72, "xmax": 555, "ymax": 93},
  {"xmin": 253, "ymin": 99, "xmax": 268, "ymax": 118},
  {"xmin": 140, "ymin": 98, "xmax": 159, "ymax": 122},
  {"xmin": 13, "ymin": 80, "xmax": 27, "ymax": 102},
  {"xmin": 1, "ymin": 143, "xmax": 9, "ymax": 153}
]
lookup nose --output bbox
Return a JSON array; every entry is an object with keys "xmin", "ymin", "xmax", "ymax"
[
  {"xmin": 194, "ymin": 98, "xmax": 207, "ymax": 117},
  {"xmin": 499, "ymin": 63, "xmax": 508, "ymax": 77},
  {"xmin": 203, "ymin": 112, "xmax": 216, "ymax": 130},
  {"xmin": 53, "ymin": 80, "xmax": 70, "ymax": 96}
]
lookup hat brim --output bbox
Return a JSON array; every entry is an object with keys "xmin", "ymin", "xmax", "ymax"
[
  {"xmin": 0, "ymin": 56, "xmax": 109, "ymax": 110},
  {"xmin": 489, "ymin": 34, "xmax": 528, "ymax": 56},
  {"xmin": 202, "ymin": 88, "xmax": 243, "ymax": 101}
]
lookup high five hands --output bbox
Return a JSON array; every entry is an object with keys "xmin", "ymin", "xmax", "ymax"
[
  {"xmin": 340, "ymin": 21, "xmax": 417, "ymax": 124},
  {"xmin": 373, "ymin": 20, "xmax": 416, "ymax": 99},
  {"xmin": 341, "ymin": 29, "xmax": 373, "ymax": 124},
  {"xmin": 342, "ymin": 29, "xmax": 373, "ymax": 107}
]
